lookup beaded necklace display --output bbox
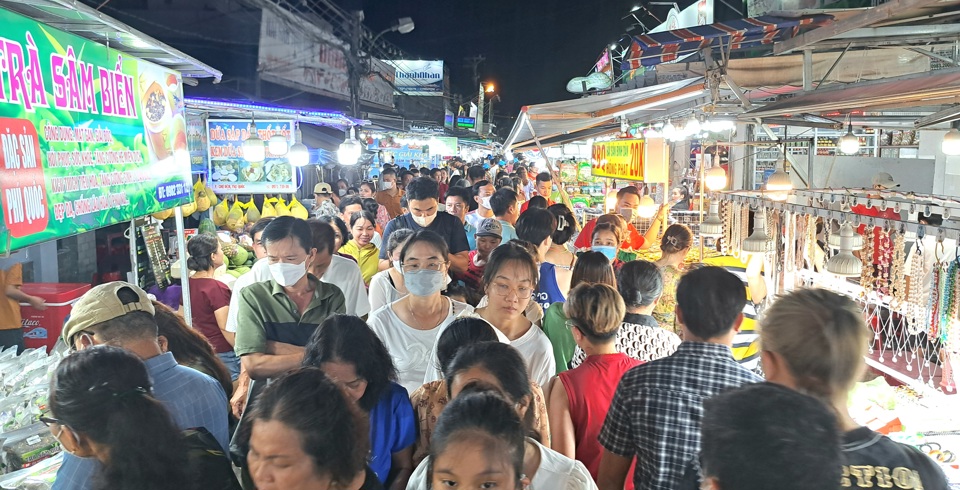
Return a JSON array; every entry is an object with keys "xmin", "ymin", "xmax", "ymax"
[
  {"xmin": 730, "ymin": 202, "xmax": 744, "ymax": 258},
  {"xmin": 938, "ymin": 258, "xmax": 959, "ymax": 344},
  {"xmin": 929, "ymin": 261, "xmax": 946, "ymax": 339},
  {"xmin": 891, "ymin": 228, "xmax": 907, "ymax": 308},
  {"xmin": 906, "ymin": 240, "xmax": 927, "ymax": 334},
  {"xmin": 768, "ymin": 208, "xmax": 782, "ymax": 291},
  {"xmin": 806, "ymin": 214, "xmax": 818, "ymax": 271},
  {"xmin": 875, "ymin": 227, "xmax": 893, "ymax": 295},
  {"xmin": 719, "ymin": 200, "xmax": 730, "ymax": 255},
  {"xmin": 861, "ymin": 225, "xmax": 875, "ymax": 294}
]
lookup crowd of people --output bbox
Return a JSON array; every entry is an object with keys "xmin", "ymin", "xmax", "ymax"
[{"xmin": 42, "ymin": 161, "xmax": 950, "ymax": 490}]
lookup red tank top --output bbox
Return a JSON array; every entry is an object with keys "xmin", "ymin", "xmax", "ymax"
[{"xmin": 558, "ymin": 353, "xmax": 642, "ymax": 489}]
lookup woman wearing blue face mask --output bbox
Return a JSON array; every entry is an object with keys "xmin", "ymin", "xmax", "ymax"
[
  {"xmin": 367, "ymin": 230, "xmax": 473, "ymax": 393},
  {"xmin": 369, "ymin": 228, "xmax": 415, "ymax": 312},
  {"xmin": 591, "ymin": 222, "xmax": 625, "ymax": 274}
]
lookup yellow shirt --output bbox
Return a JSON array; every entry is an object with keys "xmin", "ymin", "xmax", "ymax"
[
  {"xmin": 339, "ymin": 241, "xmax": 380, "ymax": 286},
  {"xmin": 0, "ymin": 264, "xmax": 23, "ymax": 331}
]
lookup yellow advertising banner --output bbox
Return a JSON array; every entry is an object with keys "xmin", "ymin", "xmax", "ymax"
[{"xmin": 591, "ymin": 140, "xmax": 645, "ymax": 180}]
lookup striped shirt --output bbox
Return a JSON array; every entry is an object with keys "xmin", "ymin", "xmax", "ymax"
[{"xmin": 702, "ymin": 256, "xmax": 762, "ymax": 372}]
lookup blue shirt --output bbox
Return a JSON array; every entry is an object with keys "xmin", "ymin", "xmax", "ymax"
[
  {"xmin": 534, "ymin": 262, "xmax": 565, "ymax": 312},
  {"xmin": 465, "ymin": 222, "xmax": 477, "ymax": 251},
  {"xmin": 368, "ymin": 383, "xmax": 416, "ymax": 484},
  {"xmin": 52, "ymin": 352, "xmax": 230, "ymax": 490},
  {"xmin": 379, "ymin": 212, "xmax": 470, "ymax": 260},
  {"xmin": 497, "ymin": 220, "xmax": 518, "ymax": 243}
]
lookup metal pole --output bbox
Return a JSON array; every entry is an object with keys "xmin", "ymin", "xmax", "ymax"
[
  {"xmin": 477, "ymin": 83, "xmax": 485, "ymax": 137},
  {"xmin": 128, "ymin": 220, "xmax": 138, "ymax": 286},
  {"xmin": 174, "ymin": 207, "xmax": 192, "ymax": 327},
  {"xmin": 699, "ymin": 153, "xmax": 707, "ymax": 260},
  {"xmin": 349, "ymin": 11, "xmax": 362, "ymax": 119}
]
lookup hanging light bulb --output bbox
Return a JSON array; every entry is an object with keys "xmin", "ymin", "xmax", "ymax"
[
  {"xmin": 685, "ymin": 115, "xmax": 701, "ymax": 135},
  {"xmin": 637, "ymin": 194, "xmax": 658, "ymax": 219},
  {"xmin": 701, "ymin": 200, "xmax": 724, "ymax": 237},
  {"xmin": 827, "ymin": 222, "xmax": 864, "ymax": 250},
  {"xmin": 268, "ymin": 133, "xmax": 289, "ymax": 156},
  {"xmin": 826, "ymin": 222, "xmax": 863, "ymax": 276},
  {"xmin": 704, "ymin": 164, "xmax": 727, "ymax": 191},
  {"xmin": 288, "ymin": 123, "xmax": 310, "ymax": 167},
  {"xmin": 243, "ymin": 118, "xmax": 265, "ymax": 162},
  {"xmin": 838, "ymin": 122, "xmax": 860, "ymax": 155},
  {"xmin": 942, "ymin": 128, "xmax": 960, "ymax": 156},
  {"xmin": 605, "ymin": 189, "xmax": 619, "ymax": 213},
  {"xmin": 337, "ymin": 127, "xmax": 363, "ymax": 166},
  {"xmin": 741, "ymin": 208, "xmax": 771, "ymax": 253},
  {"xmin": 661, "ymin": 120, "xmax": 676, "ymax": 140},
  {"xmin": 765, "ymin": 161, "xmax": 793, "ymax": 201}
]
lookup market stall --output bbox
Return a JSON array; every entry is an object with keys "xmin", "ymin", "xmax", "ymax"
[
  {"xmin": 0, "ymin": 1, "xmax": 222, "ymax": 484},
  {"xmin": 711, "ymin": 187, "xmax": 960, "ymax": 484}
]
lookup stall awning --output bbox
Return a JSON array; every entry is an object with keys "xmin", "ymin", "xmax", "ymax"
[
  {"xmin": 503, "ymin": 77, "xmax": 706, "ymax": 150},
  {"xmin": 185, "ymin": 98, "xmax": 363, "ymax": 128},
  {"xmin": 742, "ymin": 69, "xmax": 960, "ymax": 118},
  {"xmin": 0, "ymin": 0, "xmax": 221, "ymax": 81},
  {"xmin": 622, "ymin": 15, "xmax": 832, "ymax": 69}
]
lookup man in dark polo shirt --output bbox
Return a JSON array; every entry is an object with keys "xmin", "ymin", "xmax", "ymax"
[{"xmin": 379, "ymin": 177, "xmax": 470, "ymax": 274}]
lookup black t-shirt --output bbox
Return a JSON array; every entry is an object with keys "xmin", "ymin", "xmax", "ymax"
[
  {"xmin": 842, "ymin": 427, "xmax": 949, "ymax": 490},
  {"xmin": 379, "ymin": 211, "xmax": 470, "ymax": 260}
]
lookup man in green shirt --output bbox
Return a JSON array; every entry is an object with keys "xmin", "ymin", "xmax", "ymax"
[{"xmin": 233, "ymin": 216, "xmax": 345, "ymax": 381}]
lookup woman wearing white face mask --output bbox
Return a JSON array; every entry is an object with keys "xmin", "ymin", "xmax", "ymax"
[
  {"xmin": 234, "ymin": 216, "xmax": 347, "ymax": 382},
  {"xmin": 369, "ymin": 228, "xmax": 414, "ymax": 312},
  {"xmin": 367, "ymin": 230, "xmax": 473, "ymax": 393}
]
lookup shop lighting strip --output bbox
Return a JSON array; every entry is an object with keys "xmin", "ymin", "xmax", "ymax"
[{"xmin": 183, "ymin": 98, "xmax": 367, "ymax": 127}]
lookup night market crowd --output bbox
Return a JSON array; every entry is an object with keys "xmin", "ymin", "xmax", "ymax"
[{"xmin": 39, "ymin": 161, "xmax": 950, "ymax": 490}]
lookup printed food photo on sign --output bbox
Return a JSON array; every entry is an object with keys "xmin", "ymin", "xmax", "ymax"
[
  {"xmin": 0, "ymin": 8, "xmax": 194, "ymax": 255},
  {"xmin": 206, "ymin": 119, "xmax": 296, "ymax": 194}
]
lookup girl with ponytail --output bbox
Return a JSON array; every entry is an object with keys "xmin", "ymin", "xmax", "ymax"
[{"xmin": 46, "ymin": 345, "xmax": 189, "ymax": 490}]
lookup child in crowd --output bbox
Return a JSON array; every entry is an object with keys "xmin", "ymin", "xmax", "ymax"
[{"xmin": 456, "ymin": 218, "xmax": 502, "ymax": 291}]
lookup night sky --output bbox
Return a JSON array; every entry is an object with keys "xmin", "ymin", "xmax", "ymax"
[{"xmin": 363, "ymin": 0, "xmax": 634, "ymax": 127}]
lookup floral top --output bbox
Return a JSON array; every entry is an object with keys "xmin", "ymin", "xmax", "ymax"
[
  {"xmin": 409, "ymin": 379, "xmax": 551, "ymax": 466},
  {"xmin": 652, "ymin": 265, "xmax": 683, "ymax": 335}
]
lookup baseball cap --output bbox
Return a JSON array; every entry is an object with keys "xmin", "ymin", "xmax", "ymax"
[
  {"xmin": 314, "ymin": 182, "xmax": 333, "ymax": 195},
  {"xmin": 62, "ymin": 282, "xmax": 155, "ymax": 346},
  {"xmin": 872, "ymin": 172, "xmax": 899, "ymax": 189},
  {"xmin": 476, "ymin": 218, "xmax": 503, "ymax": 239}
]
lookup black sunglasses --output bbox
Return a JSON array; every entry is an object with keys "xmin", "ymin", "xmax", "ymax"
[{"xmin": 39, "ymin": 415, "xmax": 61, "ymax": 427}]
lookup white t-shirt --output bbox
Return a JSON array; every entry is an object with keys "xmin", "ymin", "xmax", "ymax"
[
  {"xmin": 324, "ymin": 255, "xmax": 370, "ymax": 317},
  {"xmin": 369, "ymin": 269, "xmax": 405, "ymax": 313},
  {"xmin": 406, "ymin": 438, "xmax": 596, "ymax": 490},
  {"xmin": 226, "ymin": 259, "xmax": 271, "ymax": 333},
  {"xmin": 435, "ymin": 310, "xmax": 555, "ymax": 388},
  {"xmin": 372, "ymin": 231, "xmax": 383, "ymax": 250},
  {"xmin": 367, "ymin": 298, "xmax": 473, "ymax": 393},
  {"xmin": 465, "ymin": 210, "xmax": 492, "ymax": 230}
]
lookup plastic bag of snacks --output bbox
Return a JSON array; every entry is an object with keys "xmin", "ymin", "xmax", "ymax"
[
  {"xmin": 0, "ymin": 452, "xmax": 60, "ymax": 489},
  {"xmin": 0, "ymin": 423, "xmax": 60, "ymax": 475}
]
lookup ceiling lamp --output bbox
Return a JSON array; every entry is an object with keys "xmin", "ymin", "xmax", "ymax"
[
  {"xmin": 826, "ymin": 222, "xmax": 863, "ymax": 276},
  {"xmin": 704, "ymin": 164, "xmax": 727, "ymax": 191},
  {"xmin": 243, "ymin": 118, "xmax": 265, "ymax": 162},
  {"xmin": 741, "ymin": 208, "xmax": 771, "ymax": 253},
  {"xmin": 765, "ymin": 162, "xmax": 793, "ymax": 201},
  {"xmin": 838, "ymin": 123, "xmax": 860, "ymax": 155},
  {"xmin": 605, "ymin": 189, "xmax": 619, "ymax": 213},
  {"xmin": 827, "ymin": 222, "xmax": 864, "ymax": 250},
  {"xmin": 685, "ymin": 116, "xmax": 701, "ymax": 135},
  {"xmin": 637, "ymin": 194, "xmax": 658, "ymax": 219},
  {"xmin": 288, "ymin": 123, "xmax": 310, "ymax": 167},
  {"xmin": 701, "ymin": 201, "xmax": 724, "ymax": 237},
  {"xmin": 338, "ymin": 127, "xmax": 363, "ymax": 166},
  {"xmin": 661, "ymin": 120, "xmax": 676, "ymax": 140},
  {"xmin": 268, "ymin": 133, "xmax": 289, "ymax": 156},
  {"xmin": 942, "ymin": 128, "xmax": 960, "ymax": 156}
]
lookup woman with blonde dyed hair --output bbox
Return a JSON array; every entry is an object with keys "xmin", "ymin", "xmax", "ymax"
[
  {"xmin": 546, "ymin": 283, "xmax": 642, "ymax": 487},
  {"xmin": 761, "ymin": 288, "xmax": 949, "ymax": 490}
]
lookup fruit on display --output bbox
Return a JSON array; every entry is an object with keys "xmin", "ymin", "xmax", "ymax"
[
  {"xmin": 288, "ymin": 196, "xmax": 308, "ymax": 219},
  {"xmin": 152, "ymin": 209, "xmax": 174, "ymax": 221},
  {"xmin": 194, "ymin": 180, "xmax": 211, "ymax": 212},
  {"xmin": 229, "ymin": 246, "xmax": 250, "ymax": 267},
  {"xmin": 198, "ymin": 218, "xmax": 217, "ymax": 235},
  {"xmin": 180, "ymin": 199, "xmax": 197, "ymax": 218},
  {"xmin": 213, "ymin": 199, "xmax": 229, "ymax": 226},
  {"xmin": 275, "ymin": 197, "xmax": 291, "ymax": 217},
  {"xmin": 246, "ymin": 200, "xmax": 262, "ymax": 223},
  {"xmin": 261, "ymin": 198, "xmax": 278, "ymax": 218},
  {"xmin": 226, "ymin": 201, "xmax": 246, "ymax": 231}
]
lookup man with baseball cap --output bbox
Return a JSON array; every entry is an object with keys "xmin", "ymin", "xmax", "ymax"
[
  {"xmin": 53, "ymin": 282, "xmax": 229, "ymax": 490},
  {"xmin": 456, "ymin": 218, "xmax": 503, "ymax": 291},
  {"xmin": 311, "ymin": 182, "xmax": 339, "ymax": 218}
]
